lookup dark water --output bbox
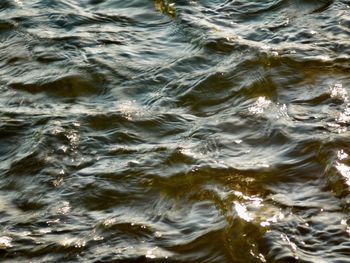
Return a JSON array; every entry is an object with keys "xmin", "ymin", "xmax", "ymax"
[{"xmin": 1, "ymin": 0, "xmax": 350, "ymax": 262}]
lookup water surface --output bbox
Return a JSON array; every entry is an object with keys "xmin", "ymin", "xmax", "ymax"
[{"xmin": 1, "ymin": 0, "xmax": 350, "ymax": 262}]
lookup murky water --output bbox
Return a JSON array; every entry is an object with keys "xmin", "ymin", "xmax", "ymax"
[{"xmin": 1, "ymin": 0, "xmax": 350, "ymax": 262}]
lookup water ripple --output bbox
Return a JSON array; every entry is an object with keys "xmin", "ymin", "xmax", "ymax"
[{"xmin": 1, "ymin": 0, "xmax": 350, "ymax": 262}]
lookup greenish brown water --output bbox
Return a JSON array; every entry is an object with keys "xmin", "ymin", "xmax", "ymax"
[{"xmin": 1, "ymin": 0, "xmax": 350, "ymax": 262}]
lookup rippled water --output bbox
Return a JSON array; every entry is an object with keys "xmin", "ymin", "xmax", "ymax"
[{"xmin": 1, "ymin": 0, "xmax": 350, "ymax": 262}]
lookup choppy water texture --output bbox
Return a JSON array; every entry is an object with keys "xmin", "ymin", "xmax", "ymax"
[{"xmin": 1, "ymin": 0, "xmax": 350, "ymax": 262}]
